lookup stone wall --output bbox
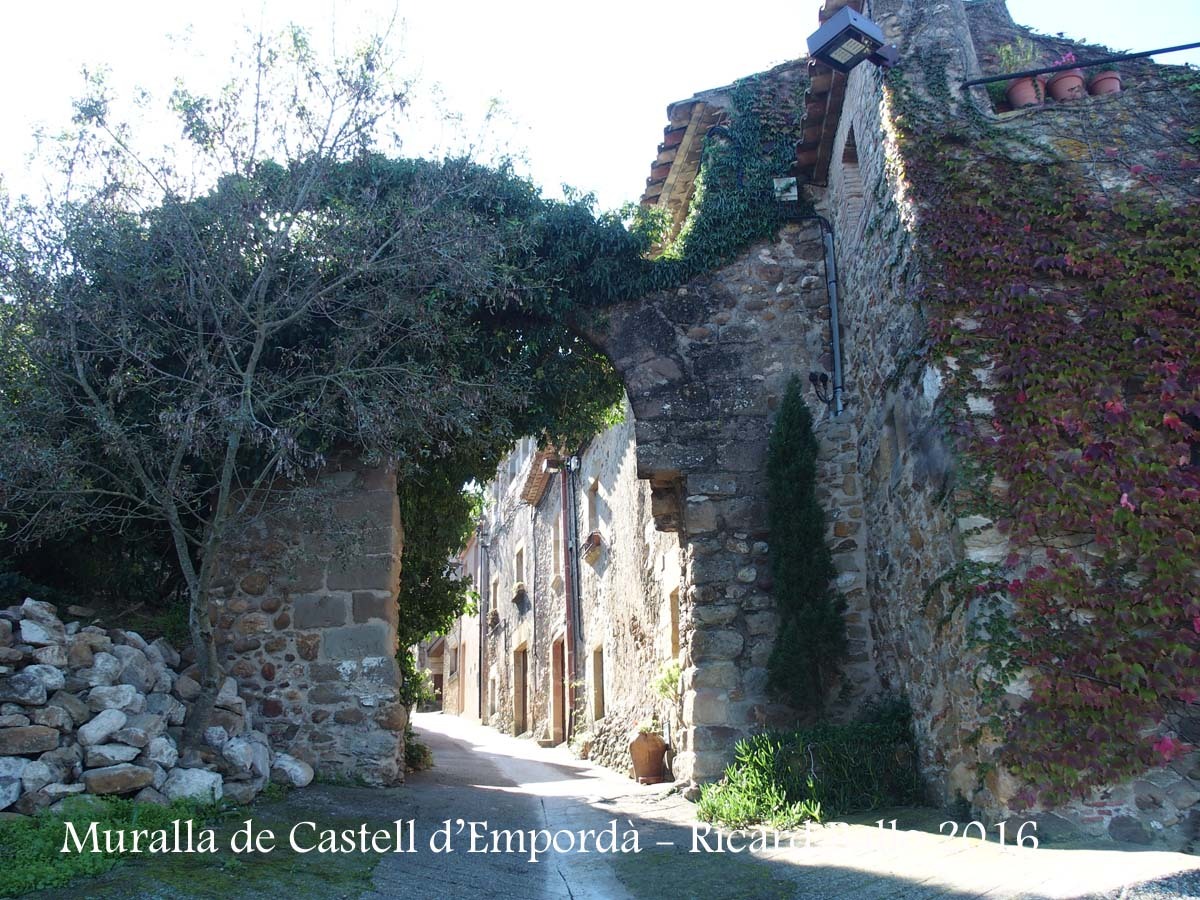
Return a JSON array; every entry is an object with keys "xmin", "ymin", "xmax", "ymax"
[
  {"xmin": 586, "ymin": 223, "xmax": 879, "ymax": 781},
  {"xmin": 210, "ymin": 462, "xmax": 407, "ymax": 785},
  {"xmin": 1, "ymin": 598, "xmax": 315, "ymax": 816},
  {"xmin": 818, "ymin": 0, "xmax": 1200, "ymax": 847}
]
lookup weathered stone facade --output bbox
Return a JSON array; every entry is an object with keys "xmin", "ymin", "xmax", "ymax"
[
  {"xmin": 435, "ymin": 0, "xmax": 1198, "ymax": 849},
  {"xmin": 211, "ymin": 462, "xmax": 407, "ymax": 785}
]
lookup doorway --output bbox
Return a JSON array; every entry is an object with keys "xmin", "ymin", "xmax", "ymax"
[
  {"xmin": 551, "ymin": 638, "xmax": 566, "ymax": 744},
  {"xmin": 513, "ymin": 646, "xmax": 529, "ymax": 735}
]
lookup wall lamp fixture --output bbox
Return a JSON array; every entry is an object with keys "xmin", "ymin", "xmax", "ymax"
[{"xmin": 807, "ymin": 7, "xmax": 899, "ymax": 73}]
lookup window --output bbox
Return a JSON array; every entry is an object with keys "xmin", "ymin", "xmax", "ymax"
[
  {"xmin": 514, "ymin": 546, "xmax": 525, "ymax": 586},
  {"xmin": 840, "ymin": 127, "xmax": 866, "ymax": 233},
  {"xmin": 669, "ymin": 588, "xmax": 681, "ymax": 659},
  {"xmin": 552, "ymin": 511, "xmax": 562, "ymax": 576},
  {"xmin": 491, "ymin": 576, "xmax": 500, "ymax": 610},
  {"xmin": 592, "ymin": 647, "xmax": 606, "ymax": 720},
  {"xmin": 587, "ymin": 479, "xmax": 600, "ymax": 534}
]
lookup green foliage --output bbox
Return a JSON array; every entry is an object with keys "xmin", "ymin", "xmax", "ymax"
[
  {"xmin": 697, "ymin": 700, "xmax": 922, "ymax": 828},
  {"xmin": 765, "ymin": 376, "xmax": 847, "ymax": 710},
  {"xmin": 403, "ymin": 724, "xmax": 434, "ymax": 772},
  {"xmin": 885, "ymin": 64, "xmax": 1200, "ymax": 803},
  {"xmin": 996, "ymin": 38, "xmax": 1043, "ymax": 73},
  {"xmin": 652, "ymin": 659, "xmax": 682, "ymax": 704},
  {"xmin": 0, "ymin": 796, "xmax": 216, "ymax": 896}
]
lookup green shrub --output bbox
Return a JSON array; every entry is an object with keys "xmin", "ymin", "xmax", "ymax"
[
  {"xmin": 403, "ymin": 725, "xmax": 433, "ymax": 772},
  {"xmin": 697, "ymin": 699, "xmax": 923, "ymax": 829},
  {"xmin": 765, "ymin": 376, "xmax": 847, "ymax": 710},
  {"xmin": 0, "ymin": 795, "xmax": 215, "ymax": 897}
]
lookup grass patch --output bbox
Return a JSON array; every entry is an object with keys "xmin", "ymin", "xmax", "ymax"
[
  {"xmin": 697, "ymin": 699, "xmax": 923, "ymax": 829},
  {"xmin": 0, "ymin": 795, "xmax": 217, "ymax": 897}
]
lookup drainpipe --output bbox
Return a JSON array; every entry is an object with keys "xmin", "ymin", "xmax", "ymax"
[
  {"xmin": 559, "ymin": 469, "xmax": 576, "ymax": 737},
  {"xmin": 478, "ymin": 527, "xmax": 489, "ymax": 722},
  {"xmin": 793, "ymin": 214, "xmax": 845, "ymax": 416}
]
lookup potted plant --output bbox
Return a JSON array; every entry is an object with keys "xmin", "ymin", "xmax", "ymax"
[
  {"xmin": 1087, "ymin": 69, "xmax": 1122, "ymax": 96},
  {"xmin": 1046, "ymin": 51, "xmax": 1086, "ymax": 101},
  {"xmin": 581, "ymin": 530, "xmax": 603, "ymax": 564},
  {"xmin": 629, "ymin": 717, "xmax": 668, "ymax": 784},
  {"xmin": 997, "ymin": 38, "xmax": 1045, "ymax": 109}
]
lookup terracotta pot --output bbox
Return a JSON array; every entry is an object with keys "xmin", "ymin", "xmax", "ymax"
[
  {"xmin": 1087, "ymin": 71, "xmax": 1123, "ymax": 96},
  {"xmin": 629, "ymin": 731, "xmax": 667, "ymax": 784},
  {"xmin": 1046, "ymin": 68, "xmax": 1086, "ymax": 101},
  {"xmin": 1005, "ymin": 76, "xmax": 1044, "ymax": 109}
]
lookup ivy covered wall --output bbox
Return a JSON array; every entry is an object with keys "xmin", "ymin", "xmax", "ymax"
[{"xmin": 825, "ymin": 0, "xmax": 1200, "ymax": 846}]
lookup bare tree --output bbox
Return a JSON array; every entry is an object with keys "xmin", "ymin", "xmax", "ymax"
[{"xmin": 0, "ymin": 25, "xmax": 574, "ymax": 742}]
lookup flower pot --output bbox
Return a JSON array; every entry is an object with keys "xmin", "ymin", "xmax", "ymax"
[
  {"xmin": 1046, "ymin": 68, "xmax": 1086, "ymax": 101},
  {"xmin": 1087, "ymin": 71, "xmax": 1122, "ymax": 96},
  {"xmin": 1005, "ymin": 76, "xmax": 1044, "ymax": 109},
  {"xmin": 629, "ymin": 731, "xmax": 667, "ymax": 784}
]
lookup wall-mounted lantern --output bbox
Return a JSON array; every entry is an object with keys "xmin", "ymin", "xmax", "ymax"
[{"xmin": 807, "ymin": 7, "xmax": 899, "ymax": 73}]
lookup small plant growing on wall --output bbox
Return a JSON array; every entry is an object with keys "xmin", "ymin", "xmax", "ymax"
[{"xmin": 765, "ymin": 376, "xmax": 847, "ymax": 711}]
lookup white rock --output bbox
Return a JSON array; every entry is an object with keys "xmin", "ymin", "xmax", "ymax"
[
  {"xmin": 150, "ymin": 638, "xmax": 181, "ymax": 670},
  {"xmin": 18, "ymin": 620, "xmax": 62, "ymax": 647},
  {"xmin": 270, "ymin": 753, "xmax": 314, "ymax": 788},
  {"xmin": 21, "ymin": 760, "xmax": 53, "ymax": 793},
  {"xmin": 249, "ymin": 742, "xmax": 271, "ymax": 781},
  {"xmin": 0, "ymin": 777, "xmax": 21, "ymax": 811},
  {"xmin": 78, "ymin": 708, "xmax": 128, "ymax": 746},
  {"xmin": 81, "ymin": 652, "xmax": 122, "ymax": 687},
  {"xmin": 144, "ymin": 736, "xmax": 179, "ymax": 769},
  {"xmin": 22, "ymin": 664, "xmax": 66, "ymax": 692},
  {"xmin": 85, "ymin": 744, "xmax": 142, "ymax": 767},
  {"xmin": 87, "ymin": 684, "xmax": 144, "ymax": 713},
  {"xmin": 33, "ymin": 645, "xmax": 68, "ymax": 667},
  {"xmin": 112, "ymin": 646, "xmax": 153, "ymax": 693},
  {"xmin": 162, "ymin": 767, "xmax": 223, "ymax": 803},
  {"xmin": 0, "ymin": 757, "xmax": 31, "ymax": 782},
  {"xmin": 203, "ymin": 726, "xmax": 229, "ymax": 748},
  {"xmin": 42, "ymin": 782, "xmax": 86, "ymax": 800},
  {"xmin": 215, "ymin": 677, "xmax": 241, "ymax": 710},
  {"xmin": 221, "ymin": 738, "xmax": 255, "ymax": 772}
]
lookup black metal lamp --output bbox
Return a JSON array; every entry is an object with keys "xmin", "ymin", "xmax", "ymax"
[{"xmin": 807, "ymin": 7, "xmax": 898, "ymax": 73}]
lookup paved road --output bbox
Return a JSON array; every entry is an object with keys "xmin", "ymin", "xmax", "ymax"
[
  {"xmin": 37, "ymin": 711, "xmax": 1197, "ymax": 899},
  {"xmin": 355, "ymin": 712, "xmax": 1199, "ymax": 900}
]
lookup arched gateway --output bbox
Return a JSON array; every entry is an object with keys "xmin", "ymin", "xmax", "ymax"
[{"xmin": 210, "ymin": 221, "xmax": 878, "ymax": 785}]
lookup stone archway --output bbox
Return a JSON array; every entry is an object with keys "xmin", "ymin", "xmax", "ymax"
[
  {"xmin": 211, "ymin": 220, "xmax": 878, "ymax": 786},
  {"xmin": 580, "ymin": 221, "xmax": 877, "ymax": 781}
]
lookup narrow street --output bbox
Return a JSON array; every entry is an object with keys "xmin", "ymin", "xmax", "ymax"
[
  {"xmin": 34, "ymin": 711, "xmax": 1199, "ymax": 899},
  {"xmin": 358, "ymin": 713, "xmax": 1199, "ymax": 900}
]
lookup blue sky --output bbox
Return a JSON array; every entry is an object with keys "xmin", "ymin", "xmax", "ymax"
[{"xmin": 1, "ymin": 1, "xmax": 1196, "ymax": 211}]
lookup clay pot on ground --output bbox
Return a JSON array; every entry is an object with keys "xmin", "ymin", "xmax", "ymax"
[
  {"xmin": 1087, "ymin": 71, "xmax": 1123, "ymax": 96},
  {"xmin": 1005, "ymin": 75, "xmax": 1044, "ymax": 109},
  {"xmin": 629, "ymin": 731, "xmax": 668, "ymax": 784},
  {"xmin": 1046, "ymin": 68, "xmax": 1086, "ymax": 101}
]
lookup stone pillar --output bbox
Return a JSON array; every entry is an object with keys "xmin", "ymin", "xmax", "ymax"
[
  {"xmin": 588, "ymin": 224, "xmax": 877, "ymax": 783},
  {"xmin": 210, "ymin": 462, "xmax": 407, "ymax": 785}
]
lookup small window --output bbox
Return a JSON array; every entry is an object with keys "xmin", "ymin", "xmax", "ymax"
[
  {"xmin": 587, "ymin": 479, "xmax": 600, "ymax": 534},
  {"xmin": 552, "ymin": 512, "xmax": 562, "ymax": 577},
  {"xmin": 592, "ymin": 647, "xmax": 606, "ymax": 720},
  {"xmin": 514, "ymin": 546, "xmax": 525, "ymax": 586},
  {"xmin": 491, "ymin": 576, "xmax": 500, "ymax": 609},
  {"xmin": 669, "ymin": 588, "xmax": 681, "ymax": 659}
]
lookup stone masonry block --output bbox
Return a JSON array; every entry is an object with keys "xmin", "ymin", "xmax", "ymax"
[
  {"xmin": 352, "ymin": 592, "xmax": 394, "ymax": 625},
  {"xmin": 326, "ymin": 555, "xmax": 397, "ymax": 592},
  {"xmin": 293, "ymin": 594, "xmax": 347, "ymax": 629},
  {"xmin": 322, "ymin": 624, "xmax": 391, "ymax": 661}
]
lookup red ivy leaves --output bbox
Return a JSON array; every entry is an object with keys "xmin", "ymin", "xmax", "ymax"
[{"xmin": 894, "ymin": 98, "xmax": 1200, "ymax": 802}]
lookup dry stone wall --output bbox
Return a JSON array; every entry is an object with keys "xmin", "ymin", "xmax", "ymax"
[{"xmin": 0, "ymin": 598, "xmax": 314, "ymax": 816}]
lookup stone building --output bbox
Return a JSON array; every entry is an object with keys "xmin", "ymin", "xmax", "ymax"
[
  {"xmin": 429, "ymin": 0, "xmax": 1199, "ymax": 847},
  {"xmin": 210, "ymin": 0, "xmax": 1196, "ymax": 848}
]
